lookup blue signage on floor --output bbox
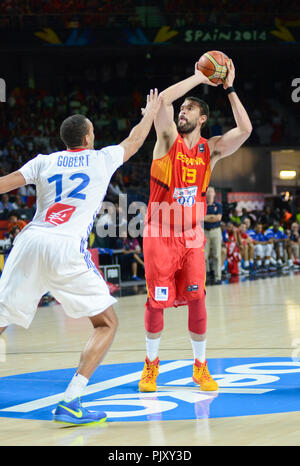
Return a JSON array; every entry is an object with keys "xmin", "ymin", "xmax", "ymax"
[{"xmin": 1, "ymin": 358, "xmax": 300, "ymax": 422}]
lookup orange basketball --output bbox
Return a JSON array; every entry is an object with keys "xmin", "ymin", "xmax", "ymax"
[{"xmin": 197, "ymin": 50, "xmax": 229, "ymax": 85}]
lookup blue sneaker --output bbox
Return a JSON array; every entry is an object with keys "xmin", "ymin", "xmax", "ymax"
[
  {"xmin": 132, "ymin": 275, "xmax": 142, "ymax": 281},
  {"xmin": 53, "ymin": 397, "xmax": 107, "ymax": 426}
]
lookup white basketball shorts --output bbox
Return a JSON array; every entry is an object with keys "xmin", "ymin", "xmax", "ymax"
[{"xmin": 0, "ymin": 228, "xmax": 117, "ymax": 328}]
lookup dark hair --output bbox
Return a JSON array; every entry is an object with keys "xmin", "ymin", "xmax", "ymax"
[
  {"xmin": 185, "ymin": 96, "xmax": 210, "ymax": 127},
  {"xmin": 60, "ymin": 114, "xmax": 89, "ymax": 148},
  {"xmin": 10, "ymin": 226, "xmax": 20, "ymax": 236}
]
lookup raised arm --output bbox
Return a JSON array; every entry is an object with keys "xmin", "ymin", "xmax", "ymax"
[
  {"xmin": 120, "ymin": 89, "xmax": 161, "ymax": 162},
  {"xmin": 208, "ymin": 60, "xmax": 252, "ymax": 171},
  {"xmin": 0, "ymin": 171, "xmax": 26, "ymax": 194},
  {"xmin": 153, "ymin": 65, "xmax": 217, "ymax": 159}
]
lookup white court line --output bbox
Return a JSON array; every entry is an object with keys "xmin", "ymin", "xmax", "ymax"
[
  {"xmin": 157, "ymin": 386, "xmax": 274, "ymax": 395},
  {"xmin": 1, "ymin": 360, "xmax": 193, "ymax": 413}
]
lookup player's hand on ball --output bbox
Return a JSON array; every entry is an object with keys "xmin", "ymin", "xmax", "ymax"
[
  {"xmin": 223, "ymin": 59, "xmax": 235, "ymax": 89},
  {"xmin": 194, "ymin": 62, "xmax": 218, "ymax": 87}
]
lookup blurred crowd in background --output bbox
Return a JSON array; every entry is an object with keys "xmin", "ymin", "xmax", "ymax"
[
  {"xmin": 0, "ymin": 67, "xmax": 298, "ymax": 187},
  {"xmin": 0, "ymin": 0, "xmax": 298, "ymax": 29}
]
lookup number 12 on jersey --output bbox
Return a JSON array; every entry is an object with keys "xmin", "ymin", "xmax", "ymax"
[{"xmin": 48, "ymin": 173, "xmax": 90, "ymax": 202}]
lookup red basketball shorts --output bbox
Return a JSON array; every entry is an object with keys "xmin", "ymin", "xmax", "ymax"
[{"xmin": 143, "ymin": 235, "xmax": 206, "ymax": 308}]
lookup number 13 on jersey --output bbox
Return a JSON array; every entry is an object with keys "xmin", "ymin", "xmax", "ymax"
[{"xmin": 182, "ymin": 167, "xmax": 197, "ymax": 184}]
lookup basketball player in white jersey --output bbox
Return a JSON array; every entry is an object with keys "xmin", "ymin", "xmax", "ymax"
[{"xmin": 0, "ymin": 89, "xmax": 161, "ymax": 426}]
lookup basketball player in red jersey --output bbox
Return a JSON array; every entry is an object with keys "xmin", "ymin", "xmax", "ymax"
[{"xmin": 139, "ymin": 59, "xmax": 252, "ymax": 392}]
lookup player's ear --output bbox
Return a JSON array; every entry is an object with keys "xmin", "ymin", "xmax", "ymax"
[
  {"xmin": 199, "ymin": 114, "xmax": 207, "ymax": 127},
  {"xmin": 82, "ymin": 132, "xmax": 89, "ymax": 147}
]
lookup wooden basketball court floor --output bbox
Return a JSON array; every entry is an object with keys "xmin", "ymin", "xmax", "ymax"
[{"xmin": 1, "ymin": 273, "xmax": 300, "ymax": 446}]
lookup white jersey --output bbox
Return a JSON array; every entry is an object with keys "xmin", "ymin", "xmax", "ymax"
[{"xmin": 18, "ymin": 146, "xmax": 124, "ymax": 249}]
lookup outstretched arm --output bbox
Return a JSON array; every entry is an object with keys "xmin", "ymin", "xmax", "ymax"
[
  {"xmin": 0, "ymin": 171, "xmax": 26, "ymax": 194},
  {"xmin": 208, "ymin": 60, "xmax": 252, "ymax": 171},
  {"xmin": 120, "ymin": 89, "xmax": 161, "ymax": 162},
  {"xmin": 153, "ymin": 64, "xmax": 217, "ymax": 159}
]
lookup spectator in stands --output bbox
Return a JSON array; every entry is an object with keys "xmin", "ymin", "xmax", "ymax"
[
  {"xmin": 0, "ymin": 194, "xmax": 14, "ymax": 219},
  {"xmin": 239, "ymin": 208, "xmax": 249, "ymax": 223},
  {"xmin": 248, "ymin": 223, "xmax": 267, "ymax": 271},
  {"xmin": 288, "ymin": 222, "xmax": 300, "ymax": 265},
  {"xmin": 17, "ymin": 184, "xmax": 36, "ymax": 197},
  {"xmin": 281, "ymin": 208, "xmax": 293, "ymax": 229},
  {"xmin": 222, "ymin": 221, "xmax": 241, "ymax": 276},
  {"xmin": 238, "ymin": 222, "xmax": 254, "ymax": 270},
  {"xmin": 264, "ymin": 221, "xmax": 288, "ymax": 269},
  {"xmin": 259, "ymin": 204, "xmax": 275, "ymax": 229},
  {"xmin": 11, "ymin": 193, "xmax": 26, "ymax": 210},
  {"xmin": 0, "ymin": 224, "xmax": 21, "ymax": 256},
  {"xmin": 7, "ymin": 212, "xmax": 27, "ymax": 232},
  {"xmin": 119, "ymin": 234, "xmax": 144, "ymax": 281},
  {"xmin": 243, "ymin": 217, "xmax": 254, "ymax": 235},
  {"xmin": 204, "ymin": 186, "xmax": 223, "ymax": 285},
  {"xmin": 229, "ymin": 207, "xmax": 241, "ymax": 226}
]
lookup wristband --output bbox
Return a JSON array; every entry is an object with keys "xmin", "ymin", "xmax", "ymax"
[{"xmin": 225, "ymin": 86, "xmax": 235, "ymax": 95}]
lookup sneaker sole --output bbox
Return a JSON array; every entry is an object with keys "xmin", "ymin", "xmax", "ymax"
[
  {"xmin": 53, "ymin": 415, "xmax": 107, "ymax": 426},
  {"xmin": 138, "ymin": 386, "xmax": 157, "ymax": 392},
  {"xmin": 192, "ymin": 375, "xmax": 219, "ymax": 391}
]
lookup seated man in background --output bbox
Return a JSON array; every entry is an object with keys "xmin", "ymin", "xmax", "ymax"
[
  {"xmin": 238, "ymin": 222, "xmax": 254, "ymax": 270},
  {"xmin": 222, "ymin": 221, "xmax": 241, "ymax": 276},
  {"xmin": 243, "ymin": 217, "xmax": 255, "ymax": 236},
  {"xmin": 264, "ymin": 221, "xmax": 288, "ymax": 269},
  {"xmin": 229, "ymin": 207, "xmax": 241, "ymax": 226},
  {"xmin": 248, "ymin": 223, "xmax": 269, "ymax": 271}
]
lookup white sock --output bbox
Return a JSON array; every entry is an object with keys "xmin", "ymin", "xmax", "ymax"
[
  {"xmin": 288, "ymin": 259, "xmax": 293, "ymax": 266},
  {"xmin": 146, "ymin": 336, "xmax": 160, "ymax": 361},
  {"xmin": 191, "ymin": 339, "xmax": 206, "ymax": 363},
  {"xmin": 265, "ymin": 259, "xmax": 270, "ymax": 266},
  {"xmin": 244, "ymin": 260, "xmax": 249, "ymax": 267},
  {"xmin": 64, "ymin": 373, "xmax": 89, "ymax": 402},
  {"xmin": 257, "ymin": 260, "xmax": 262, "ymax": 266}
]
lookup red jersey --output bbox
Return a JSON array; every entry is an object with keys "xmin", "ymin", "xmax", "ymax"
[{"xmin": 145, "ymin": 133, "xmax": 211, "ymax": 239}]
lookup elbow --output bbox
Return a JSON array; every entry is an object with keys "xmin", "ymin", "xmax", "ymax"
[{"xmin": 245, "ymin": 123, "xmax": 253, "ymax": 137}]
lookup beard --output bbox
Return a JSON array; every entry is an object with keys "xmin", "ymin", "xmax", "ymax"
[{"xmin": 177, "ymin": 118, "xmax": 197, "ymax": 134}]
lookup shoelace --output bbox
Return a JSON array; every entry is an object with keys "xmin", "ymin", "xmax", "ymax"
[
  {"xmin": 202, "ymin": 366, "xmax": 212, "ymax": 381},
  {"xmin": 143, "ymin": 363, "xmax": 157, "ymax": 382},
  {"xmin": 195, "ymin": 363, "xmax": 211, "ymax": 382}
]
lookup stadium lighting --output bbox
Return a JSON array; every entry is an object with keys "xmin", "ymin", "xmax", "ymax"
[{"xmin": 279, "ymin": 170, "xmax": 297, "ymax": 180}]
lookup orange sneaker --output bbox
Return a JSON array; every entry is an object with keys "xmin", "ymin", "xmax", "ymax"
[
  {"xmin": 139, "ymin": 356, "xmax": 159, "ymax": 392},
  {"xmin": 192, "ymin": 359, "xmax": 219, "ymax": 391}
]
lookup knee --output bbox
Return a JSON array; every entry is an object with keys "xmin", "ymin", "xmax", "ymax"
[
  {"xmin": 91, "ymin": 306, "xmax": 119, "ymax": 332},
  {"xmin": 145, "ymin": 300, "xmax": 164, "ymax": 333}
]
